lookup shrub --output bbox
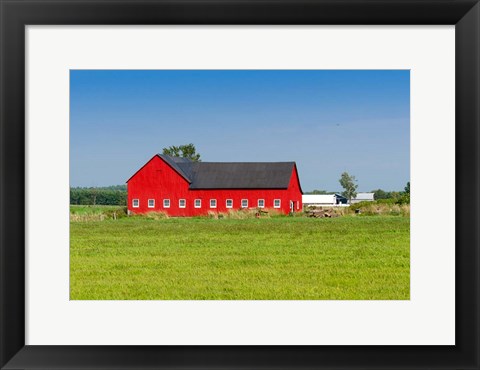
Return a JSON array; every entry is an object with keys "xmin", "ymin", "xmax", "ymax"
[
  {"xmin": 396, "ymin": 193, "xmax": 410, "ymax": 205},
  {"xmin": 348, "ymin": 201, "xmax": 410, "ymax": 216}
]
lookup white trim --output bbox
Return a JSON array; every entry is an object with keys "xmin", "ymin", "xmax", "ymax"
[
  {"xmin": 210, "ymin": 199, "xmax": 217, "ymax": 208},
  {"xmin": 132, "ymin": 199, "xmax": 139, "ymax": 208},
  {"xmin": 258, "ymin": 199, "xmax": 265, "ymax": 208},
  {"xmin": 194, "ymin": 199, "xmax": 201, "ymax": 208},
  {"xmin": 179, "ymin": 199, "xmax": 186, "ymax": 208},
  {"xmin": 148, "ymin": 199, "xmax": 155, "ymax": 208},
  {"xmin": 241, "ymin": 199, "xmax": 248, "ymax": 208},
  {"xmin": 226, "ymin": 199, "xmax": 233, "ymax": 209},
  {"xmin": 163, "ymin": 199, "xmax": 170, "ymax": 208},
  {"xmin": 273, "ymin": 199, "xmax": 281, "ymax": 208}
]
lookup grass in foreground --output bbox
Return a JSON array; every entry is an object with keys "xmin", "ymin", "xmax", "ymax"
[{"xmin": 70, "ymin": 216, "xmax": 409, "ymax": 300}]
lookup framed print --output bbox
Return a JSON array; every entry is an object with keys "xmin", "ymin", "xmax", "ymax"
[
  {"xmin": 26, "ymin": 28, "xmax": 449, "ymax": 346},
  {"xmin": 0, "ymin": 1, "xmax": 479, "ymax": 369}
]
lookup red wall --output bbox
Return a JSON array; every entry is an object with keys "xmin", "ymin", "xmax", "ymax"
[{"xmin": 127, "ymin": 156, "xmax": 303, "ymax": 216}]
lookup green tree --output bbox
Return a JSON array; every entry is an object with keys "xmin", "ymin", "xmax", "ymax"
[
  {"xmin": 339, "ymin": 172, "xmax": 358, "ymax": 204},
  {"xmin": 397, "ymin": 181, "xmax": 410, "ymax": 205},
  {"xmin": 91, "ymin": 187, "xmax": 98, "ymax": 206},
  {"xmin": 306, "ymin": 189, "xmax": 334, "ymax": 195},
  {"xmin": 162, "ymin": 143, "xmax": 201, "ymax": 161},
  {"xmin": 70, "ymin": 186, "xmax": 127, "ymax": 206},
  {"xmin": 371, "ymin": 189, "xmax": 392, "ymax": 200}
]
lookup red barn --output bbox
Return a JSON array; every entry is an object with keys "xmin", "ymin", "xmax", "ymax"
[{"xmin": 126, "ymin": 154, "xmax": 303, "ymax": 217}]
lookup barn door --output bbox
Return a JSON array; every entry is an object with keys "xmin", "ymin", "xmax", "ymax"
[{"xmin": 290, "ymin": 201, "xmax": 294, "ymax": 213}]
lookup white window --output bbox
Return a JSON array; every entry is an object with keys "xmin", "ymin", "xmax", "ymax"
[
  {"xmin": 241, "ymin": 199, "xmax": 248, "ymax": 208},
  {"xmin": 274, "ymin": 199, "xmax": 281, "ymax": 208},
  {"xmin": 179, "ymin": 199, "xmax": 186, "ymax": 208},
  {"xmin": 194, "ymin": 199, "xmax": 201, "ymax": 208},
  {"xmin": 148, "ymin": 199, "xmax": 155, "ymax": 208},
  {"xmin": 132, "ymin": 199, "xmax": 139, "ymax": 208},
  {"xmin": 226, "ymin": 199, "xmax": 233, "ymax": 208},
  {"xmin": 163, "ymin": 199, "xmax": 170, "ymax": 208},
  {"xmin": 210, "ymin": 199, "xmax": 217, "ymax": 208},
  {"xmin": 258, "ymin": 199, "xmax": 265, "ymax": 208}
]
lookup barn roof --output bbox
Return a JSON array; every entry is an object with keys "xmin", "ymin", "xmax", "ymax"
[
  {"xmin": 158, "ymin": 154, "xmax": 299, "ymax": 190},
  {"xmin": 157, "ymin": 154, "xmax": 192, "ymax": 183}
]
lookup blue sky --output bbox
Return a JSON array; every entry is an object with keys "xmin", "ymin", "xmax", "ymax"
[{"xmin": 70, "ymin": 70, "xmax": 409, "ymax": 192}]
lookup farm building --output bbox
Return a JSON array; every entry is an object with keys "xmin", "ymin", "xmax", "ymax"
[
  {"xmin": 350, "ymin": 192, "xmax": 375, "ymax": 204},
  {"xmin": 302, "ymin": 194, "xmax": 348, "ymax": 207},
  {"xmin": 302, "ymin": 194, "xmax": 336, "ymax": 207},
  {"xmin": 127, "ymin": 154, "xmax": 303, "ymax": 216},
  {"xmin": 334, "ymin": 193, "xmax": 348, "ymax": 205}
]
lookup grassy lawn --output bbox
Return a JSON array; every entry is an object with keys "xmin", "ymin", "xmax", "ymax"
[{"xmin": 70, "ymin": 215, "xmax": 409, "ymax": 300}]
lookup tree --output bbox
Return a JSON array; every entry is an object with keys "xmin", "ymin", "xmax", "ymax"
[
  {"xmin": 371, "ymin": 189, "xmax": 392, "ymax": 200},
  {"xmin": 306, "ymin": 189, "xmax": 334, "ymax": 195},
  {"xmin": 397, "ymin": 181, "xmax": 410, "ymax": 205},
  {"xmin": 339, "ymin": 172, "xmax": 358, "ymax": 204},
  {"xmin": 70, "ymin": 186, "xmax": 127, "ymax": 206},
  {"xmin": 162, "ymin": 143, "xmax": 201, "ymax": 161},
  {"xmin": 91, "ymin": 187, "xmax": 98, "ymax": 206}
]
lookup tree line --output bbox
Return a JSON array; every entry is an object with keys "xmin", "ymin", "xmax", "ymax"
[
  {"xmin": 306, "ymin": 172, "xmax": 410, "ymax": 204},
  {"xmin": 72, "ymin": 146, "xmax": 410, "ymax": 206},
  {"xmin": 70, "ymin": 185, "xmax": 127, "ymax": 206},
  {"xmin": 305, "ymin": 187, "xmax": 410, "ymax": 201}
]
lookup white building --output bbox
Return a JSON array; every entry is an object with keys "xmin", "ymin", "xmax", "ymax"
[
  {"xmin": 302, "ymin": 194, "xmax": 341, "ymax": 207},
  {"xmin": 303, "ymin": 192, "xmax": 375, "ymax": 207},
  {"xmin": 350, "ymin": 192, "xmax": 375, "ymax": 204}
]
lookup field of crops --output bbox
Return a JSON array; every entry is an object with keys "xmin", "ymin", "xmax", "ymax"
[{"xmin": 70, "ymin": 208, "xmax": 409, "ymax": 300}]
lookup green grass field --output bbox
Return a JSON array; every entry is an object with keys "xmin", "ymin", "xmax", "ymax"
[{"xmin": 70, "ymin": 212, "xmax": 409, "ymax": 300}]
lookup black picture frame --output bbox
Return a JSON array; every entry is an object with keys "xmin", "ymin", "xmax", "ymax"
[{"xmin": 1, "ymin": 1, "xmax": 479, "ymax": 369}]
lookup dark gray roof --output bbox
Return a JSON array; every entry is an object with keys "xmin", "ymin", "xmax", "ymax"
[
  {"xmin": 158, "ymin": 154, "xmax": 297, "ymax": 189},
  {"xmin": 157, "ymin": 154, "xmax": 192, "ymax": 183}
]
